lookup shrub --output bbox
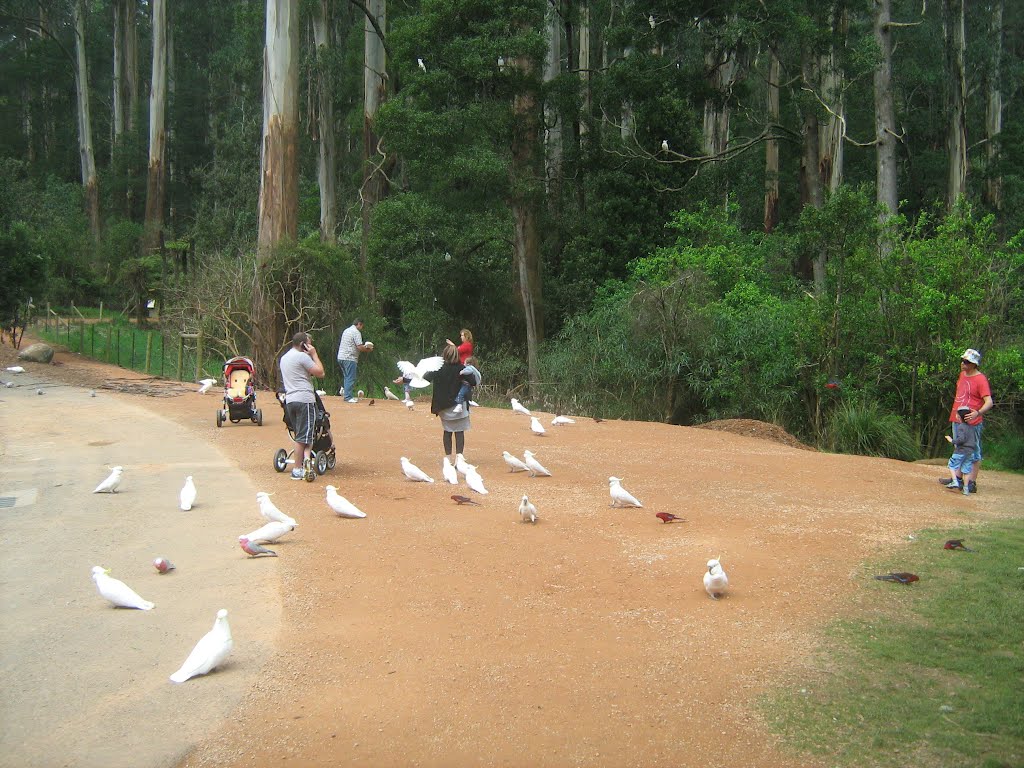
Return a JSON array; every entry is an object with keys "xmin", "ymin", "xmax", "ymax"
[{"xmin": 827, "ymin": 400, "xmax": 921, "ymax": 461}]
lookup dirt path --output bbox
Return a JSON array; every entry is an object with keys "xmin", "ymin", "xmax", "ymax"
[{"xmin": 2, "ymin": 339, "xmax": 1021, "ymax": 768}]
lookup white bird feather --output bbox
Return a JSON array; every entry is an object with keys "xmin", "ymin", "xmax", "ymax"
[
  {"xmin": 325, "ymin": 485, "xmax": 367, "ymax": 518},
  {"xmin": 464, "ymin": 467, "xmax": 488, "ymax": 495},
  {"xmin": 502, "ymin": 451, "xmax": 529, "ymax": 473},
  {"xmin": 530, "ymin": 416, "xmax": 546, "ymax": 436},
  {"xmin": 396, "ymin": 356, "xmax": 444, "ymax": 388},
  {"xmin": 256, "ymin": 491, "xmax": 296, "ymax": 526},
  {"xmin": 609, "ymin": 476, "xmax": 643, "ymax": 508},
  {"xmin": 5, "ymin": 366, "xmax": 25, "ymax": 373},
  {"xmin": 169, "ymin": 609, "xmax": 233, "ymax": 683},
  {"xmin": 442, "ymin": 457, "xmax": 458, "ymax": 484},
  {"xmin": 384, "ymin": 386, "xmax": 401, "ymax": 401},
  {"xmin": 197, "ymin": 378, "xmax": 217, "ymax": 394},
  {"xmin": 401, "ymin": 457, "xmax": 434, "ymax": 483},
  {"xmin": 179, "ymin": 476, "xmax": 197, "ymax": 511},
  {"xmin": 91, "ymin": 566, "xmax": 154, "ymax": 610},
  {"xmin": 522, "ymin": 450, "xmax": 551, "ymax": 477},
  {"xmin": 551, "ymin": 415, "xmax": 576, "ymax": 425},
  {"xmin": 519, "ymin": 495, "xmax": 538, "ymax": 523},
  {"xmin": 93, "ymin": 466, "xmax": 124, "ymax": 494},
  {"xmin": 510, "ymin": 398, "xmax": 531, "ymax": 416},
  {"xmin": 704, "ymin": 558, "xmax": 729, "ymax": 599},
  {"xmin": 242, "ymin": 519, "xmax": 295, "ymax": 543}
]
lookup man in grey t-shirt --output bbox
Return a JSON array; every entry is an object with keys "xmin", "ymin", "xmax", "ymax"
[
  {"xmin": 336, "ymin": 318, "xmax": 373, "ymax": 402},
  {"xmin": 280, "ymin": 332, "xmax": 325, "ymax": 480}
]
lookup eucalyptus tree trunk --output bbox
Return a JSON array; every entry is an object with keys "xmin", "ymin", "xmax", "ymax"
[
  {"xmin": 313, "ymin": 0, "xmax": 337, "ymax": 244},
  {"xmin": 143, "ymin": 0, "xmax": 168, "ymax": 253},
  {"xmin": 256, "ymin": 0, "xmax": 300, "ymax": 381},
  {"xmin": 619, "ymin": 45, "xmax": 634, "ymax": 140},
  {"xmin": 578, "ymin": 4, "xmax": 590, "ymax": 140},
  {"xmin": 984, "ymin": 0, "xmax": 1004, "ymax": 210},
  {"xmin": 873, "ymin": 0, "xmax": 898, "ymax": 219},
  {"xmin": 361, "ymin": 0, "xmax": 387, "ymax": 275},
  {"xmin": 21, "ymin": 14, "xmax": 33, "ymax": 162},
  {"xmin": 818, "ymin": 9, "xmax": 846, "ymax": 192},
  {"xmin": 944, "ymin": 0, "xmax": 967, "ymax": 209},
  {"xmin": 113, "ymin": 0, "xmax": 128, "ymax": 141},
  {"xmin": 72, "ymin": 0, "xmax": 99, "ymax": 242},
  {"xmin": 544, "ymin": 0, "xmax": 562, "ymax": 198},
  {"xmin": 763, "ymin": 50, "xmax": 780, "ymax": 233},
  {"xmin": 511, "ymin": 54, "xmax": 544, "ymax": 390}
]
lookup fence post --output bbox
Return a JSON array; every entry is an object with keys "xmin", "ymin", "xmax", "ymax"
[
  {"xmin": 90, "ymin": 324, "xmax": 95, "ymax": 357},
  {"xmin": 177, "ymin": 336, "xmax": 184, "ymax": 381},
  {"xmin": 98, "ymin": 301, "xmax": 103, "ymax": 322},
  {"xmin": 145, "ymin": 332, "xmax": 153, "ymax": 374}
]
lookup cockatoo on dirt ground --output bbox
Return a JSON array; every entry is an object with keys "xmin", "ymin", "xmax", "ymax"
[
  {"xmin": 703, "ymin": 558, "xmax": 729, "ymax": 599},
  {"xmin": 93, "ymin": 466, "xmax": 124, "ymax": 494},
  {"xmin": 519, "ymin": 495, "xmax": 538, "ymax": 524},
  {"xmin": 608, "ymin": 476, "xmax": 643, "ymax": 508},
  {"xmin": 197, "ymin": 378, "xmax": 217, "ymax": 394},
  {"xmin": 91, "ymin": 566, "xmax": 154, "ymax": 610},
  {"xmin": 169, "ymin": 609, "xmax": 233, "ymax": 683}
]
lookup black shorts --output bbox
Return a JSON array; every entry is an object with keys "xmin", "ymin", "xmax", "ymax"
[{"xmin": 285, "ymin": 401, "xmax": 317, "ymax": 445}]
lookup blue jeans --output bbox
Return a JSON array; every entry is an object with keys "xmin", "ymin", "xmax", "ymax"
[{"xmin": 339, "ymin": 359, "xmax": 357, "ymax": 399}]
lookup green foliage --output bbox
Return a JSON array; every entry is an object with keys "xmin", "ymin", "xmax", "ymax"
[
  {"xmin": 765, "ymin": 520, "xmax": 1024, "ymax": 767},
  {"xmin": 0, "ymin": 222, "xmax": 46, "ymax": 326},
  {"xmin": 826, "ymin": 400, "xmax": 921, "ymax": 461}
]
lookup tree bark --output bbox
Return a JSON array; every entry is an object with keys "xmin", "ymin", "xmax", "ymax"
[
  {"xmin": 984, "ymin": 0, "xmax": 1003, "ymax": 210},
  {"xmin": 361, "ymin": 0, "xmax": 388, "ymax": 279},
  {"xmin": 818, "ymin": 8, "xmax": 846, "ymax": 193},
  {"xmin": 763, "ymin": 50, "xmax": 780, "ymax": 234},
  {"xmin": 72, "ymin": 0, "xmax": 100, "ymax": 242},
  {"xmin": 874, "ymin": 0, "xmax": 898, "ymax": 219},
  {"xmin": 578, "ymin": 3, "xmax": 590, "ymax": 141},
  {"xmin": 544, "ymin": 0, "xmax": 562, "ymax": 200},
  {"xmin": 944, "ymin": 0, "xmax": 967, "ymax": 209},
  {"xmin": 144, "ymin": 0, "xmax": 168, "ymax": 253},
  {"xmin": 313, "ymin": 0, "xmax": 337, "ymax": 244},
  {"xmin": 113, "ymin": 0, "xmax": 127, "ymax": 141}
]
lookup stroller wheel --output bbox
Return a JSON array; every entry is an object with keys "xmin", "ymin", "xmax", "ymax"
[
  {"xmin": 273, "ymin": 448, "xmax": 289, "ymax": 472},
  {"xmin": 216, "ymin": 410, "xmax": 223, "ymax": 428},
  {"xmin": 255, "ymin": 409, "xmax": 263, "ymax": 426},
  {"xmin": 326, "ymin": 451, "xmax": 337, "ymax": 470},
  {"xmin": 315, "ymin": 451, "xmax": 329, "ymax": 475}
]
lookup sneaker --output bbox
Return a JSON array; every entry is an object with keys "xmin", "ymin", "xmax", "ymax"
[
  {"xmin": 346, "ymin": 397, "xmax": 359, "ymax": 403},
  {"xmin": 945, "ymin": 480, "xmax": 962, "ymax": 491},
  {"xmin": 290, "ymin": 468, "xmax": 305, "ymax": 481},
  {"xmin": 452, "ymin": 403, "xmax": 464, "ymax": 414},
  {"xmin": 962, "ymin": 483, "xmax": 970, "ymax": 496},
  {"xmin": 967, "ymin": 480, "xmax": 977, "ymax": 494},
  {"xmin": 938, "ymin": 477, "xmax": 960, "ymax": 487}
]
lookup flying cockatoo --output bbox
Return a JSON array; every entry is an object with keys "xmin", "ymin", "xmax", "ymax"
[
  {"xmin": 169, "ymin": 609, "xmax": 233, "ymax": 683},
  {"xmin": 530, "ymin": 417, "xmax": 546, "ymax": 436},
  {"xmin": 703, "ymin": 558, "xmax": 729, "ymax": 599},
  {"xmin": 239, "ymin": 537, "xmax": 277, "ymax": 557},
  {"xmin": 464, "ymin": 466, "xmax": 489, "ymax": 495},
  {"xmin": 91, "ymin": 566, "xmax": 154, "ymax": 610},
  {"xmin": 197, "ymin": 378, "xmax": 217, "ymax": 394},
  {"xmin": 502, "ymin": 451, "xmax": 530, "ymax": 473},
  {"xmin": 325, "ymin": 485, "xmax": 367, "ymax": 519},
  {"xmin": 442, "ymin": 457, "xmax": 458, "ymax": 485},
  {"xmin": 256, "ymin": 492, "xmax": 296, "ymax": 526},
  {"xmin": 401, "ymin": 457, "xmax": 434, "ymax": 483},
  {"xmin": 608, "ymin": 476, "xmax": 643, "ymax": 508},
  {"xmin": 179, "ymin": 476, "xmax": 197, "ymax": 511},
  {"xmin": 510, "ymin": 398, "xmax": 531, "ymax": 416},
  {"xmin": 384, "ymin": 386, "xmax": 401, "ymax": 401},
  {"xmin": 519, "ymin": 495, "xmax": 538, "ymax": 524},
  {"xmin": 396, "ymin": 356, "xmax": 444, "ymax": 388},
  {"xmin": 153, "ymin": 557, "xmax": 176, "ymax": 574},
  {"xmin": 551, "ymin": 415, "xmax": 576, "ymax": 426},
  {"xmin": 93, "ymin": 466, "xmax": 124, "ymax": 494},
  {"xmin": 242, "ymin": 519, "xmax": 295, "ymax": 544},
  {"xmin": 417, "ymin": 57, "xmax": 427, "ymax": 72},
  {"xmin": 522, "ymin": 450, "xmax": 551, "ymax": 478}
]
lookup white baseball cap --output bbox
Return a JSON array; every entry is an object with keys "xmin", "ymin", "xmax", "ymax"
[{"xmin": 961, "ymin": 348, "xmax": 981, "ymax": 365}]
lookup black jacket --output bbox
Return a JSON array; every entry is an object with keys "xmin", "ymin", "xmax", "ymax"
[{"xmin": 426, "ymin": 362, "xmax": 461, "ymax": 415}]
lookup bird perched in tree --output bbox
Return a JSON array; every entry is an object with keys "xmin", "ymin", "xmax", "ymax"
[
  {"xmin": 401, "ymin": 457, "xmax": 434, "ymax": 483},
  {"xmin": 179, "ymin": 475, "xmax": 197, "ymax": 511},
  {"xmin": 93, "ymin": 466, "xmax": 124, "ymax": 494},
  {"xmin": 519, "ymin": 495, "xmax": 538, "ymax": 524},
  {"xmin": 169, "ymin": 609, "xmax": 233, "ymax": 683},
  {"xmin": 197, "ymin": 378, "xmax": 217, "ymax": 394},
  {"xmin": 325, "ymin": 485, "xmax": 366, "ymax": 519},
  {"xmin": 417, "ymin": 57, "xmax": 427, "ymax": 72},
  {"xmin": 92, "ymin": 566, "xmax": 155, "ymax": 610},
  {"xmin": 442, "ymin": 457, "xmax": 458, "ymax": 485},
  {"xmin": 944, "ymin": 539, "xmax": 975, "ymax": 552},
  {"xmin": 655, "ymin": 512, "xmax": 684, "ymax": 524},
  {"xmin": 530, "ymin": 416, "xmax": 546, "ymax": 436},
  {"xmin": 510, "ymin": 398, "xmax": 532, "ymax": 416},
  {"xmin": 703, "ymin": 558, "xmax": 729, "ymax": 599},
  {"xmin": 551, "ymin": 415, "xmax": 576, "ymax": 425},
  {"xmin": 502, "ymin": 451, "xmax": 530, "ymax": 473},
  {"xmin": 522, "ymin": 450, "xmax": 551, "ymax": 477},
  {"xmin": 609, "ymin": 476, "xmax": 643, "ymax": 508},
  {"xmin": 649, "ymin": 13, "xmax": 656, "ymax": 29},
  {"xmin": 384, "ymin": 386, "xmax": 401, "ymax": 401},
  {"xmin": 661, "ymin": 139, "xmax": 669, "ymax": 151},
  {"xmin": 153, "ymin": 557, "xmax": 176, "ymax": 574},
  {"xmin": 874, "ymin": 572, "xmax": 919, "ymax": 584},
  {"xmin": 239, "ymin": 537, "xmax": 277, "ymax": 557},
  {"xmin": 451, "ymin": 494, "xmax": 480, "ymax": 506}
]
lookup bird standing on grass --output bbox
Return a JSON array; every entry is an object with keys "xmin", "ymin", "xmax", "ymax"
[
  {"xmin": 93, "ymin": 466, "xmax": 124, "ymax": 494},
  {"xmin": 179, "ymin": 476, "xmax": 197, "ymax": 511},
  {"xmin": 944, "ymin": 539, "xmax": 975, "ymax": 552},
  {"xmin": 608, "ymin": 477, "xmax": 643, "ymax": 508},
  {"xmin": 169, "ymin": 609, "xmax": 233, "ymax": 683},
  {"xmin": 703, "ymin": 559, "xmax": 729, "ymax": 599},
  {"xmin": 874, "ymin": 572, "xmax": 919, "ymax": 584},
  {"xmin": 91, "ymin": 566, "xmax": 154, "ymax": 610}
]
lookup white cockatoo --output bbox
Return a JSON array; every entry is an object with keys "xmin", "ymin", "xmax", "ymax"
[
  {"xmin": 396, "ymin": 356, "xmax": 444, "ymax": 388},
  {"xmin": 519, "ymin": 495, "xmax": 538, "ymax": 524},
  {"xmin": 522, "ymin": 450, "xmax": 551, "ymax": 477},
  {"xmin": 704, "ymin": 558, "xmax": 729, "ymax": 599},
  {"xmin": 404, "ymin": 398, "xmax": 415, "ymax": 411},
  {"xmin": 384, "ymin": 386, "xmax": 401, "ymax": 401},
  {"xmin": 325, "ymin": 485, "xmax": 367, "ymax": 519},
  {"xmin": 510, "ymin": 398, "xmax": 531, "ymax": 416},
  {"xmin": 169, "ymin": 609, "xmax": 233, "ymax": 683},
  {"xmin": 256, "ymin": 492, "xmax": 296, "ymax": 526},
  {"xmin": 417, "ymin": 57, "xmax": 427, "ymax": 72},
  {"xmin": 242, "ymin": 520, "xmax": 295, "ymax": 544},
  {"xmin": 454, "ymin": 453, "xmax": 473, "ymax": 475},
  {"xmin": 442, "ymin": 457, "xmax": 458, "ymax": 485},
  {"xmin": 608, "ymin": 476, "xmax": 643, "ymax": 508},
  {"xmin": 91, "ymin": 566, "xmax": 154, "ymax": 610},
  {"xmin": 197, "ymin": 378, "xmax": 217, "ymax": 394},
  {"xmin": 502, "ymin": 451, "xmax": 529, "ymax": 473},
  {"xmin": 551, "ymin": 415, "xmax": 576, "ymax": 426},
  {"xmin": 5, "ymin": 366, "xmax": 25, "ymax": 373},
  {"xmin": 400, "ymin": 457, "xmax": 434, "ymax": 483},
  {"xmin": 661, "ymin": 139, "xmax": 669, "ymax": 152},
  {"xmin": 179, "ymin": 476, "xmax": 197, "ymax": 511},
  {"xmin": 464, "ymin": 467, "xmax": 488, "ymax": 495},
  {"xmin": 530, "ymin": 417, "xmax": 546, "ymax": 436},
  {"xmin": 93, "ymin": 466, "xmax": 124, "ymax": 494}
]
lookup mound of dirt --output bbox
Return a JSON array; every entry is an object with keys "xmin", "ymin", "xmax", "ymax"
[{"xmin": 697, "ymin": 418, "xmax": 816, "ymax": 451}]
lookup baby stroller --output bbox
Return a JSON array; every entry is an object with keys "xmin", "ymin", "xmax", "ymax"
[
  {"xmin": 216, "ymin": 356, "xmax": 263, "ymax": 428},
  {"xmin": 272, "ymin": 390, "xmax": 336, "ymax": 482}
]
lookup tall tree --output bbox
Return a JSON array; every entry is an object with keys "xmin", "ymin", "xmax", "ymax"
[
  {"xmin": 312, "ymin": 0, "xmax": 337, "ymax": 243},
  {"xmin": 544, "ymin": 0, "xmax": 563, "ymax": 198},
  {"xmin": 983, "ymin": 0, "xmax": 1004, "ymax": 210},
  {"xmin": 763, "ymin": 48, "xmax": 781, "ymax": 233},
  {"xmin": 72, "ymin": 0, "xmax": 99, "ymax": 241},
  {"xmin": 144, "ymin": 0, "xmax": 168, "ymax": 252},
  {"xmin": 873, "ymin": 0, "xmax": 898, "ymax": 219},
  {"xmin": 818, "ymin": 7, "xmax": 847, "ymax": 193},
  {"xmin": 944, "ymin": 0, "xmax": 967, "ymax": 209},
  {"xmin": 361, "ymin": 0, "xmax": 388, "ymax": 275}
]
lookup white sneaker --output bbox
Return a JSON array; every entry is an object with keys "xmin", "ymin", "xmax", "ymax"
[
  {"xmin": 346, "ymin": 397, "xmax": 359, "ymax": 403},
  {"xmin": 452, "ymin": 403, "xmax": 464, "ymax": 414}
]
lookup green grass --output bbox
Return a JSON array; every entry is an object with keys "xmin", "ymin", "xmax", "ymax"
[{"xmin": 764, "ymin": 519, "xmax": 1024, "ymax": 768}]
